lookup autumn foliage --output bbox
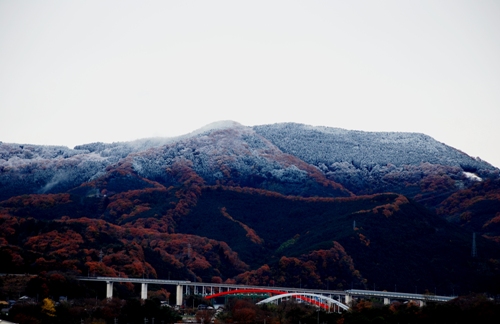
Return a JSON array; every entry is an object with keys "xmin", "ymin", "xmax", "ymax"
[{"xmin": 1, "ymin": 156, "xmax": 500, "ymax": 298}]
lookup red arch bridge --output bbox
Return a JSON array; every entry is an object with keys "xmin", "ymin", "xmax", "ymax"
[
  {"xmin": 78, "ymin": 277, "xmax": 454, "ymax": 312},
  {"xmin": 204, "ymin": 288, "xmax": 349, "ymax": 312}
]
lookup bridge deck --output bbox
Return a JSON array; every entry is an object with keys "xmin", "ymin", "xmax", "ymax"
[
  {"xmin": 345, "ymin": 289, "xmax": 455, "ymax": 302},
  {"xmin": 77, "ymin": 277, "xmax": 456, "ymax": 304}
]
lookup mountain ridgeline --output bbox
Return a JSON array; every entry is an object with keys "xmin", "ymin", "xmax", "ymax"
[{"xmin": 1, "ymin": 121, "xmax": 499, "ymax": 298}]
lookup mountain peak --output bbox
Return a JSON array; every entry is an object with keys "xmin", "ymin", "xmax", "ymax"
[{"xmin": 189, "ymin": 120, "xmax": 245, "ymax": 136}]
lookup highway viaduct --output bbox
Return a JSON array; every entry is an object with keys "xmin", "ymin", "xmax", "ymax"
[{"xmin": 78, "ymin": 276, "xmax": 455, "ymax": 310}]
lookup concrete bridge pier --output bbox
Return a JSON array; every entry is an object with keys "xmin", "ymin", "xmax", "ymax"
[
  {"xmin": 384, "ymin": 298, "xmax": 390, "ymax": 305},
  {"xmin": 141, "ymin": 283, "xmax": 148, "ymax": 300},
  {"xmin": 345, "ymin": 294, "xmax": 352, "ymax": 306},
  {"xmin": 106, "ymin": 281, "xmax": 113, "ymax": 299},
  {"xmin": 176, "ymin": 284, "xmax": 183, "ymax": 306}
]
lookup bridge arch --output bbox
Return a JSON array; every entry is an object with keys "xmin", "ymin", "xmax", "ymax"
[{"xmin": 257, "ymin": 293, "xmax": 349, "ymax": 312}]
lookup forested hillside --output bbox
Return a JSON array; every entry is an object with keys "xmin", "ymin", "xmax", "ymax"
[{"xmin": 1, "ymin": 121, "xmax": 499, "ymax": 300}]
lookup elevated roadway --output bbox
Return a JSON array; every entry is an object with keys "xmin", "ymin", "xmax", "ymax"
[
  {"xmin": 77, "ymin": 276, "xmax": 456, "ymax": 309},
  {"xmin": 345, "ymin": 289, "xmax": 455, "ymax": 306}
]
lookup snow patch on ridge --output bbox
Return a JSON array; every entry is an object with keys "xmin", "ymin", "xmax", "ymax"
[{"xmin": 463, "ymin": 171, "xmax": 482, "ymax": 182}]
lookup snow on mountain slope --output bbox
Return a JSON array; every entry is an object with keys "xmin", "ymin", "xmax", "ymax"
[
  {"xmin": 129, "ymin": 123, "xmax": 351, "ymax": 197},
  {"xmin": 0, "ymin": 142, "xmax": 110, "ymax": 199},
  {"xmin": 1, "ymin": 121, "xmax": 498, "ymax": 201},
  {"xmin": 254, "ymin": 123, "xmax": 496, "ymax": 170},
  {"xmin": 253, "ymin": 123, "xmax": 498, "ymax": 196}
]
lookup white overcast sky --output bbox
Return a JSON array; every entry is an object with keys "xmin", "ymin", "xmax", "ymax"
[{"xmin": 1, "ymin": 1, "xmax": 499, "ymax": 167}]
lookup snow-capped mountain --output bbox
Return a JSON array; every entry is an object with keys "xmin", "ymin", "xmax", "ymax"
[{"xmin": 1, "ymin": 121, "xmax": 496, "ymax": 201}]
